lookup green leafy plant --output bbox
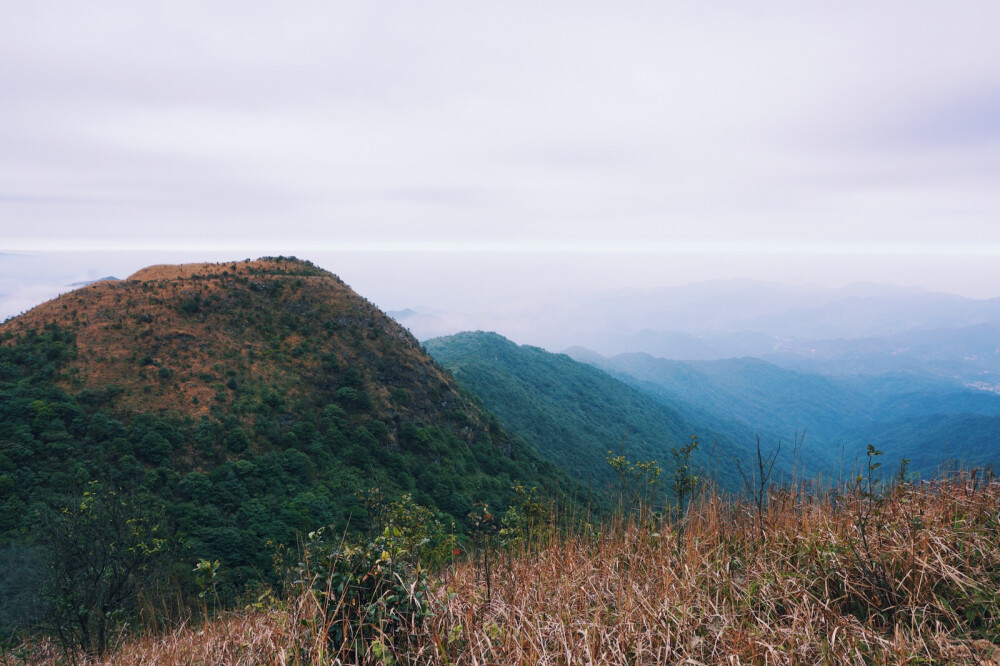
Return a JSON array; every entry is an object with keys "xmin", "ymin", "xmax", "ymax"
[
  {"xmin": 35, "ymin": 482, "xmax": 169, "ymax": 657},
  {"xmin": 292, "ymin": 494, "xmax": 449, "ymax": 661},
  {"xmin": 845, "ymin": 444, "xmax": 896, "ymax": 617},
  {"xmin": 671, "ymin": 435, "xmax": 701, "ymax": 553},
  {"xmin": 606, "ymin": 443, "xmax": 663, "ymax": 518},
  {"xmin": 499, "ymin": 483, "xmax": 547, "ymax": 555},
  {"xmin": 193, "ymin": 558, "xmax": 221, "ymax": 619},
  {"xmin": 467, "ymin": 503, "xmax": 497, "ymax": 603}
]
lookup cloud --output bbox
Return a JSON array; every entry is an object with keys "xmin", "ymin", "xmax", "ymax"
[{"xmin": 0, "ymin": 0, "xmax": 997, "ymax": 269}]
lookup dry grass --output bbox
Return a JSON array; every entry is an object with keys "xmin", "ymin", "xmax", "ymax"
[
  {"xmin": 9, "ymin": 473, "xmax": 1000, "ymax": 665},
  {"xmin": 0, "ymin": 257, "xmax": 467, "ymax": 437}
]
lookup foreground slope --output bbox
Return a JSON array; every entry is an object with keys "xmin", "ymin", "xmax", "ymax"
[
  {"xmin": 0, "ymin": 258, "xmax": 559, "ymax": 585},
  {"xmin": 15, "ymin": 475, "xmax": 1000, "ymax": 665}
]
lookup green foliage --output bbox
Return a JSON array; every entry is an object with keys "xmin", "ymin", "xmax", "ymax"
[
  {"xmin": 671, "ymin": 435, "xmax": 700, "ymax": 518},
  {"xmin": 605, "ymin": 448, "xmax": 663, "ymax": 515},
  {"xmin": 178, "ymin": 295, "xmax": 201, "ymax": 314},
  {"xmin": 225, "ymin": 426, "xmax": 250, "ymax": 453},
  {"xmin": 843, "ymin": 444, "xmax": 896, "ymax": 615},
  {"xmin": 193, "ymin": 557, "xmax": 221, "ymax": 618},
  {"xmin": 0, "ymin": 544, "xmax": 46, "ymax": 643},
  {"xmin": 498, "ymin": 483, "xmax": 548, "ymax": 551},
  {"xmin": 34, "ymin": 482, "xmax": 170, "ymax": 657},
  {"xmin": 425, "ymin": 332, "xmax": 745, "ymax": 496},
  {"xmin": 467, "ymin": 502, "xmax": 498, "ymax": 603},
  {"xmin": 336, "ymin": 386, "xmax": 373, "ymax": 411},
  {"xmin": 136, "ymin": 431, "xmax": 172, "ymax": 465},
  {"xmin": 293, "ymin": 495, "xmax": 451, "ymax": 657}
]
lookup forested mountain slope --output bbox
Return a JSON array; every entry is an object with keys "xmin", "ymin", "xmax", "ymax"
[
  {"xmin": 425, "ymin": 331, "xmax": 768, "ymax": 494},
  {"xmin": 0, "ymin": 258, "xmax": 562, "ymax": 592}
]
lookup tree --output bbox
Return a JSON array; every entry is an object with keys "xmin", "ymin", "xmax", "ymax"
[{"xmin": 35, "ymin": 481, "xmax": 170, "ymax": 657}]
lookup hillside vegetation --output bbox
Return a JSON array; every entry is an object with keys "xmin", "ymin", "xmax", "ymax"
[
  {"xmin": 0, "ymin": 258, "xmax": 566, "ymax": 650},
  {"xmin": 425, "ymin": 332, "xmax": 769, "ymax": 494},
  {"xmin": 9, "ymin": 470, "xmax": 999, "ymax": 664}
]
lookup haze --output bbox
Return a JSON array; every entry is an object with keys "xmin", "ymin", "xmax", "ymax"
[{"xmin": 2, "ymin": 2, "xmax": 999, "ymax": 338}]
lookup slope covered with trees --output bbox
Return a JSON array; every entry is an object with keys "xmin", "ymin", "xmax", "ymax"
[
  {"xmin": 0, "ymin": 258, "xmax": 564, "ymax": 645},
  {"xmin": 425, "ymin": 331, "xmax": 763, "ymax": 494}
]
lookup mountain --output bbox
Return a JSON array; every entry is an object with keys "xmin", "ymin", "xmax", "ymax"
[
  {"xmin": 588, "ymin": 329, "xmax": 777, "ymax": 361},
  {"xmin": 570, "ymin": 349, "xmax": 1000, "ymax": 477},
  {"xmin": 386, "ymin": 306, "xmax": 476, "ymax": 341},
  {"xmin": 588, "ymin": 354, "xmax": 865, "ymax": 449},
  {"xmin": 424, "ymin": 331, "xmax": 769, "ymax": 495},
  {"xmin": 388, "ymin": 279, "xmax": 1000, "ymax": 364},
  {"xmin": 0, "ymin": 258, "xmax": 562, "ymax": 587},
  {"xmin": 576, "ymin": 280, "xmax": 1000, "ymax": 341},
  {"xmin": 68, "ymin": 276, "xmax": 120, "ymax": 287},
  {"xmin": 762, "ymin": 323, "xmax": 1000, "ymax": 386}
]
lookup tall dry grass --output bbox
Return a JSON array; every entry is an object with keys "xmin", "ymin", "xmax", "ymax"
[{"xmin": 7, "ymin": 472, "xmax": 1000, "ymax": 665}]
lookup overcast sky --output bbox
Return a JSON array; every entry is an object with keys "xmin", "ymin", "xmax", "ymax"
[{"xmin": 2, "ymin": 1, "xmax": 999, "ymax": 321}]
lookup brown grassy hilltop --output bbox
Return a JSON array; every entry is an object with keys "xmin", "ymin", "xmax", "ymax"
[{"xmin": 0, "ymin": 257, "xmax": 487, "ymax": 444}]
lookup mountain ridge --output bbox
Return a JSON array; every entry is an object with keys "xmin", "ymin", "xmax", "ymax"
[{"xmin": 425, "ymin": 330, "xmax": 768, "ymax": 494}]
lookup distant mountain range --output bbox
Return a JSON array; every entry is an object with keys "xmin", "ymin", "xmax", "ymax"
[
  {"xmin": 397, "ymin": 279, "xmax": 1000, "ymax": 480},
  {"xmin": 568, "ymin": 280, "xmax": 1000, "ymax": 340},
  {"xmin": 421, "ymin": 328, "xmax": 1000, "ymax": 484},
  {"xmin": 762, "ymin": 323, "xmax": 1000, "ymax": 387},
  {"xmin": 68, "ymin": 276, "xmax": 119, "ymax": 287},
  {"xmin": 567, "ymin": 348, "xmax": 1000, "ymax": 477},
  {"xmin": 391, "ymin": 280, "xmax": 1000, "ymax": 391},
  {"xmin": 392, "ymin": 280, "xmax": 1000, "ymax": 366}
]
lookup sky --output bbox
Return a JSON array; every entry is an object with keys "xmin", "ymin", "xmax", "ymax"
[{"xmin": 2, "ymin": 1, "xmax": 999, "ymax": 328}]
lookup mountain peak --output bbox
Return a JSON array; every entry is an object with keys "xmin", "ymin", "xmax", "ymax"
[
  {"xmin": 126, "ymin": 256, "xmax": 330, "ymax": 282},
  {"xmin": 0, "ymin": 257, "xmax": 460, "ymax": 428}
]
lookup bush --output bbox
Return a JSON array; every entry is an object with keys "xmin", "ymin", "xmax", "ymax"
[
  {"xmin": 295, "ymin": 531, "xmax": 429, "ymax": 660},
  {"xmin": 291, "ymin": 494, "xmax": 454, "ymax": 660},
  {"xmin": 225, "ymin": 427, "xmax": 251, "ymax": 454},
  {"xmin": 135, "ymin": 431, "xmax": 172, "ymax": 465}
]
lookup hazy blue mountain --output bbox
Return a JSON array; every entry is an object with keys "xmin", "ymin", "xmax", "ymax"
[
  {"xmin": 589, "ymin": 329, "xmax": 778, "ymax": 360},
  {"xmin": 392, "ymin": 279, "xmax": 1000, "ymax": 363},
  {"xmin": 567, "ymin": 280, "xmax": 1000, "ymax": 343},
  {"xmin": 840, "ymin": 413, "xmax": 1000, "ymax": 475},
  {"xmin": 68, "ymin": 276, "xmax": 119, "ymax": 287},
  {"xmin": 763, "ymin": 323, "xmax": 1000, "ymax": 386},
  {"xmin": 737, "ymin": 292, "xmax": 1000, "ymax": 340},
  {"xmin": 570, "ymin": 348, "xmax": 1000, "ymax": 477},
  {"xmin": 569, "ymin": 352, "xmax": 859, "ymax": 469}
]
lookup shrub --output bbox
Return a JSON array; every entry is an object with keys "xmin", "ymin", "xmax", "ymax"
[{"xmin": 291, "ymin": 494, "xmax": 449, "ymax": 661}]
